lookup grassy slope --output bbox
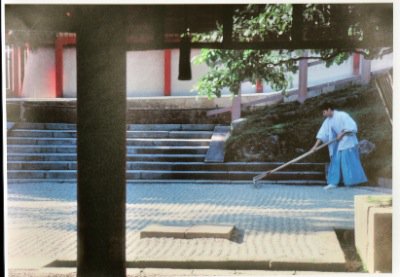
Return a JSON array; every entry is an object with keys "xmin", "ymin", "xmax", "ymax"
[{"xmin": 225, "ymin": 85, "xmax": 392, "ymax": 182}]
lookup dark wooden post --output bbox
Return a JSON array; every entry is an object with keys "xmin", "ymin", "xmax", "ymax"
[{"xmin": 76, "ymin": 6, "xmax": 127, "ymax": 277}]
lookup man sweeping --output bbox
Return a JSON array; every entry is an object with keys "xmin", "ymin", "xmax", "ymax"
[{"xmin": 311, "ymin": 102, "xmax": 368, "ymax": 190}]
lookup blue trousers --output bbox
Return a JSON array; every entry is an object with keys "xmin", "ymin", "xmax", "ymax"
[{"xmin": 327, "ymin": 146, "xmax": 368, "ymax": 186}]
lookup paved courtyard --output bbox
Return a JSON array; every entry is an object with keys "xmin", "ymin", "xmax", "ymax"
[{"xmin": 7, "ymin": 181, "xmax": 390, "ymax": 271}]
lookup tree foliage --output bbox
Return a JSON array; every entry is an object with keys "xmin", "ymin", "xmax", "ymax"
[
  {"xmin": 193, "ymin": 48, "xmax": 299, "ymax": 97},
  {"xmin": 192, "ymin": 4, "xmax": 386, "ymax": 98}
]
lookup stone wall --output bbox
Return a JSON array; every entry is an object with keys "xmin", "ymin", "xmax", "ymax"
[{"xmin": 6, "ymin": 98, "xmax": 235, "ymax": 124}]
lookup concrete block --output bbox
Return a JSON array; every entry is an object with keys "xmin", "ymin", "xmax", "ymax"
[
  {"xmin": 205, "ymin": 126, "xmax": 231, "ymax": 163},
  {"xmin": 367, "ymin": 208, "xmax": 392, "ymax": 273},
  {"xmin": 185, "ymin": 224, "xmax": 235, "ymax": 239},
  {"xmin": 140, "ymin": 224, "xmax": 235, "ymax": 240},
  {"xmin": 140, "ymin": 224, "xmax": 187, "ymax": 239},
  {"xmin": 354, "ymin": 195, "xmax": 392, "ymax": 273}
]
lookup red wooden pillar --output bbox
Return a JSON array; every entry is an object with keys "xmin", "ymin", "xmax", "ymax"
[
  {"xmin": 164, "ymin": 49, "xmax": 171, "ymax": 96},
  {"xmin": 55, "ymin": 33, "xmax": 76, "ymax": 98},
  {"xmin": 353, "ymin": 53, "xmax": 360, "ymax": 76},
  {"xmin": 255, "ymin": 79, "xmax": 263, "ymax": 93},
  {"xmin": 12, "ymin": 46, "xmax": 22, "ymax": 96},
  {"xmin": 55, "ymin": 36, "xmax": 64, "ymax": 98}
]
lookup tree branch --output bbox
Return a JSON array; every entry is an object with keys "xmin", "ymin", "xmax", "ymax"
[{"xmin": 263, "ymin": 48, "xmax": 392, "ymax": 67}]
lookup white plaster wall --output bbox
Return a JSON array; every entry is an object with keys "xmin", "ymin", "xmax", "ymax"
[
  {"xmin": 20, "ymin": 48, "xmax": 393, "ymax": 99},
  {"xmin": 224, "ymin": 56, "xmax": 355, "ymax": 95},
  {"xmin": 21, "ymin": 48, "xmax": 56, "ymax": 98},
  {"xmin": 307, "ymin": 57, "xmax": 353, "ymax": 86},
  {"xmin": 170, "ymin": 49, "xmax": 209, "ymax": 96},
  {"xmin": 371, "ymin": 52, "xmax": 393, "ymax": 71},
  {"xmin": 170, "ymin": 49, "xmax": 260, "ymax": 96},
  {"xmin": 63, "ymin": 48, "xmax": 77, "ymax": 98},
  {"xmin": 280, "ymin": 55, "xmax": 356, "ymax": 91},
  {"xmin": 240, "ymin": 82, "xmax": 256, "ymax": 94},
  {"xmin": 126, "ymin": 50, "xmax": 164, "ymax": 97}
]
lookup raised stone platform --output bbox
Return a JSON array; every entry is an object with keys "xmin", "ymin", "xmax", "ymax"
[
  {"xmin": 140, "ymin": 224, "xmax": 235, "ymax": 239},
  {"xmin": 354, "ymin": 195, "xmax": 392, "ymax": 273},
  {"xmin": 6, "ymin": 94, "xmax": 271, "ymax": 124}
]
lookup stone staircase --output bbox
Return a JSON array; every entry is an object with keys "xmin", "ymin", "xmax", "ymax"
[{"xmin": 7, "ymin": 123, "xmax": 327, "ymax": 184}]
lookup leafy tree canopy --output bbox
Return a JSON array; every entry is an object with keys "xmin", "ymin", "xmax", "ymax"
[{"xmin": 192, "ymin": 4, "xmax": 389, "ymax": 98}]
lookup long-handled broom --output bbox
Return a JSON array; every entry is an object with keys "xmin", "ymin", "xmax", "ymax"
[{"xmin": 252, "ymin": 132, "xmax": 353, "ymax": 188}]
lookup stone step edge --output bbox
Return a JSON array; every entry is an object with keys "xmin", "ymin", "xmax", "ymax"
[
  {"xmin": 7, "ymin": 169, "xmax": 325, "ymax": 174},
  {"xmin": 13, "ymin": 123, "xmax": 218, "ymax": 131},
  {"xmin": 6, "ymin": 158, "xmax": 325, "ymax": 164},
  {"xmin": 7, "ymin": 152, "xmax": 205, "ymax": 157},
  {"xmin": 7, "ymin": 179, "xmax": 327, "ymax": 185},
  {"xmin": 6, "ymin": 161, "xmax": 327, "ymax": 166},
  {"xmin": 8, "ymin": 137, "xmax": 212, "ymax": 142},
  {"xmin": 10, "ymin": 129, "xmax": 214, "ymax": 133},
  {"xmin": 8, "ymin": 131, "xmax": 214, "ymax": 139},
  {"xmin": 8, "ymin": 145, "xmax": 210, "ymax": 148}
]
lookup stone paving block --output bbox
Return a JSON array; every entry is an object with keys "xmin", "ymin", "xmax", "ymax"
[
  {"xmin": 367, "ymin": 208, "xmax": 392, "ymax": 273},
  {"xmin": 354, "ymin": 195, "xmax": 392, "ymax": 273},
  {"xmin": 185, "ymin": 224, "xmax": 235, "ymax": 239},
  {"xmin": 140, "ymin": 224, "xmax": 187, "ymax": 239},
  {"xmin": 8, "ymin": 183, "xmax": 391, "ymax": 272}
]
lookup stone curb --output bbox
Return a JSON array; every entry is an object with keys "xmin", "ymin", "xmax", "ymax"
[{"xmin": 46, "ymin": 259, "xmax": 345, "ymax": 272}]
